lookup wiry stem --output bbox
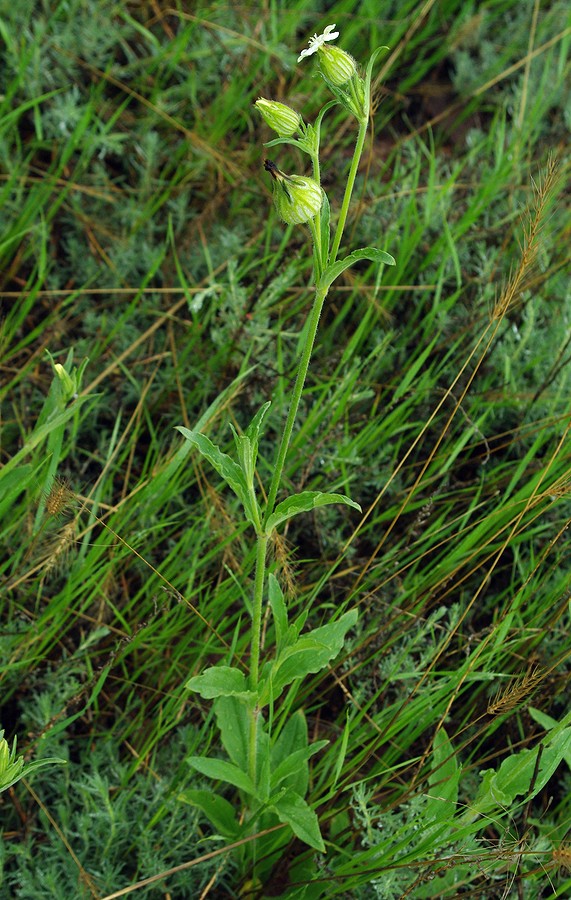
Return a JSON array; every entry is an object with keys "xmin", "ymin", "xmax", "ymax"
[{"xmin": 330, "ymin": 116, "xmax": 368, "ymax": 263}]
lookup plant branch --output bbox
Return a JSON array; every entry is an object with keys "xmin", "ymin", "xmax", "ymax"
[
  {"xmin": 330, "ymin": 116, "xmax": 369, "ymax": 263},
  {"xmin": 263, "ymin": 284, "xmax": 329, "ymax": 523}
]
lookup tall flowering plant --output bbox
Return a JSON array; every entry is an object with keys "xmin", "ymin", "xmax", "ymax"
[{"xmin": 178, "ymin": 25, "xmax": 395, "ymax": 879}]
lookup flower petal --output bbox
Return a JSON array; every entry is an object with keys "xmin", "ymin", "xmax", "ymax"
[
  {"xmin": 298, "ymin": 24, "xmax": 340, "ymax": 63},
  {"xmin": 297, "ymin": 46, "xmax": 315, "ymax": 62}
]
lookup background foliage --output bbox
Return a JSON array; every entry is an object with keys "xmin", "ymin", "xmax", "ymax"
[{"xmin": 1, "ymin": 1, "xmax": 570, "ymax": 897}]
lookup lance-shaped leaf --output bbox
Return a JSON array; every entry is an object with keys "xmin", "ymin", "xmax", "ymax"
[
  {"xmin": 179, "ymin": 789, "xmax": 239, "ymax": 839},
  {"xmin": 259, "ymin": 609, "xmax": 358, "ymax": 705},
  {"xmin": 0, "ymin": 730, "xmax": 67, "ymax": 793},
  {"xmin": 268, "ymin": 574, "xmax": 289, "ymax": 651},
  {"xmin": 471, "ymin": 728, "xmax": 571, "ymax": 817},
  {"xmin": 271, "ymin": 710, "xmax": 313, "ymax": 797},
  {"xmin": 230, "ymin": 400, "xmax": 271, "ymax": 489},
  {"xmin": 265, "ymin": 490, "xmax": 361, "ymax": 534},
  {"xmin": 176, "ymin": 427, "xmax": 260, "ymax": 526},
  {"xmin": 426, "ymin": 728, "xmax": 459, "ymax": 823},
  {"xmin": 318, "ymin": 246, "xmax": 396, "ymax": 292},
  {"xmin": 461, "ymin": 713, "xmax": 571, "ymax": 825},
  {"xmin": 177, "ymin": 428, "xmax": 246, "ymax": 501},
  {"xmin": 272, "ymin": 740, "xmax": 328, "ymax": 795},
  {"xmin": 187, "ymin": 756, "xmax": 256, "ymax": 797},
  {"xmin": 271, "ymin": 789, "xmax": 325, "ymax": 852},
  {"xmin": 186, "ymin": 665, "xmax": 255, "ymax": 701},
  {"xmin": 214, "ymin": 696, "xmax": 257, "ymax": 772},
  {"xmin": 363, "ymin": 46, "xmax": 390, "ymax": 119}
]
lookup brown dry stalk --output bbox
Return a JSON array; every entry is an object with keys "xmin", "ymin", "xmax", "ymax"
[
  {"xmin": 492, "ymin": 155, "xmax": 560, "ymax": 320},
  {"xmin": 487, "ymin": 666, "xmax": 544, "ymax": 715}
]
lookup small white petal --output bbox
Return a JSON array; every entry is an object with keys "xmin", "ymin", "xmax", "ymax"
[
  {"xmin": 297, "ymin": 46, "xmax": 315, "ymax": 62},
  {"xmin": 298, "ymin": 23, "xmax": 340, "ymax": 63}
]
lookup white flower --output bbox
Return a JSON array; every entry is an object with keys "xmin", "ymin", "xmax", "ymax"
[{"xmin": 297, "ymin": 24, "xmax": 340, "ymax": 62}]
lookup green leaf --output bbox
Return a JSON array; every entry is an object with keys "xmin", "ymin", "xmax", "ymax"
[
  {"xmin": 214, "ymin": 696, "xmax": 252, "ymax": 772},
  {"xmin": 256, "ymin": 728, "xmax": 272, "ymax": 802},
  {"xmin": 425, "ymin": 728, "xmax": 459, "ymax": 824},
  {"xmin": 229, "ymin": 401, "xmax": 271, "ymax": 521},
  {"xmin": 528, "ymin": 707, "xmax": 571, "ymax": 769},
  {"xmin": 246, "ymin": 400, "xmax": 272, "ymax": 444},
  {"xmin": 176, "ymin": 427, "xmax": 247, "ymax": 506},
  {"xmin": 332, "ymin": 713, "xmax": 351, "ymax": 790},
  {"xmin": 259, "ymin": 609, "xmax": 358, "ymax": 705},
  {"xmin": 0, "ymin": 731, "xmax": 67, "ymax": 793},
  {"xmin": 318, "ymin": 246, "xmax": 396, "ymax": 292},
  {"xmin": 187, "ymin": 756, "xmax": 256, "ymax": 797},
  {"xmin": 528, "ymin": 707, "xmax": 557, "ymax": 730},
  {"xmin": 363, "ymin": 46, "xmax": 390, "ymax": 114},
  {"xmin": 179, "ymin": 789, "xmax": 239, "ymax": 838},
  {"xmin": 312, "ymin": 100, "xmax": 339, "ymax": 139},
  {"xmin": 263, "ymin": 135, "xmax": 302, "ymax": 150},
  {"xmin": 150, "ymin": 367, "xmax": 257, "ymax": 496},
  {"xmin": 0, "ymin": 756, "xmax": 66, "ymax": 793},
  {"xmin": 271, "ymin": 790, "xmax": 325, "ymax": 852},
  {"xmin": 272, "ymin": 711, "xmax": 311, "ymax": 796},
  {"xmin": 470, "ymin": 727, "xmax": 571, "ymax": 818},
  {"xmin": 213, "ymin": 697, "xmax": 270, "ymax": 797},
  {"xmin": 0, "ymin": 398, "xmax": 92, "ymax": 484},
  {"xmin": 0, "ymin": 464, "xmax": 32, "ymax": 519},
  {"xmin": 185, "ymin": 665, "xmax": 254, "ymax": 701},
  {"xmin": 229, "ymin": 426, "xmax": 251, "ymax": 476},
  {"xmin": 272, "ymin": 710, "xmax": 308, "ymax": 769},
  {"xmin": 269, "ymin": 574, "xmax": 288, "ymax": 650},
  {"xmin": 265, "ymin": 491, "xmax": 361, "ymax": 534},
  {"xmin": 272, "ymin": 741, "xmax": 328, "ymax": 794}
]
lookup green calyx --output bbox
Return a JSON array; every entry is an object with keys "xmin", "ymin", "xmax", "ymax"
[{"xmin": 264, "ymin": 160, "xmax": 323, "ymax": 225}]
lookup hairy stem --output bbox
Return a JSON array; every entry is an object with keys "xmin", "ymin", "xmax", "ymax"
[
  {"xmin": 250, "ymin": 531, "xmax": 269, "ymax": 693},
  {"xmin": 264, "ymin": 283, "xmax": 329, "ymax": 523},
  {"xmin": 330, "ymin": 116, "xmax": 369, "ymax": 263},
  {"xmin": 248, "ymin": 530, "xmax": 268, "ymax": 785}
]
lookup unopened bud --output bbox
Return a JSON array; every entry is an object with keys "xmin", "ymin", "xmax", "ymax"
[
  {"xmin": 255, "ymin": 99, "xmax": 302, "ymax": 137},
  {"xmin": 318, "ymin": 45, "xmax": 357, "ymax": 86},
  {"xmin": 54, "ymin": 363, "xmax": 76, "ymax": 400},
  {"xmin": 264, "ymin": 160, "xmax": 323, "ymax": 225}
]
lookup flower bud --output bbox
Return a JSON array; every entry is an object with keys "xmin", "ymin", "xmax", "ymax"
[
  {"xmin": 318, "ymin": 44, "xmax": 357, "ymax": 86},
  {"xmin": 264, "ymin": 160, "xmax": 323, "ymax": 225},
  {"xmin": 255, "ymin": 99, "xmax": 301, "ymax": 137},
  {"xmin": 53, "ymin": 363, "xmax": 77, "ymax": 401}
]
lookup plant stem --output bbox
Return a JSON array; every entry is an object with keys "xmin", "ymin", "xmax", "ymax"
[
  {"xmin": 248, "ymin": 106, "xmax": 369, "ymax": 797},
  {"xmin": 263, "ymin": 283, "xmax": 329, "ymax": 524},
  {"xmin": 249, "ymin": 284, "xmax": 328, "ymax": 785},
  {"xmin": 329, "ymin": 116, "xmax": 369, "ymax": 264},
  {"xmin": 250, "ymin": 238, "xmax": 329, "ymax": 785},
  {"xmin": 262, "ymin": 115, "xmax": 371, "ymax": 523},
  {"xmin": 248, "ymin": 530, "xmax": 268, "ymax": 785},
  {"xmin": 250, "ymin": 531, "xmax": 269, "ymax": 692}
]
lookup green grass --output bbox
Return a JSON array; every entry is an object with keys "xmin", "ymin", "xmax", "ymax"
[{"xmin": 1, "ymin": 0, "xmax": 571, "ymax": 897}]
